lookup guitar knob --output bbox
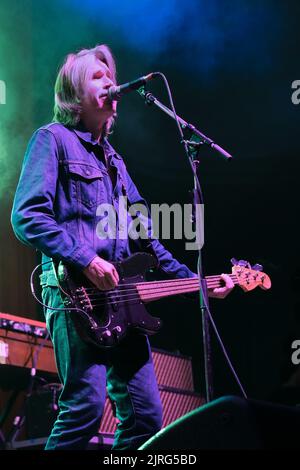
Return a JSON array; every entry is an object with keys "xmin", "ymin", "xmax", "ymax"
[{"xmin": 101, "ymin": 330, "xmax": 112, "ymax": 338}]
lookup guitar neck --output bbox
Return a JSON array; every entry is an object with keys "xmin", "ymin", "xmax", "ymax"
[{"xmin": 136, "ymin": 274, "xmax": 238, "ymax": 303}]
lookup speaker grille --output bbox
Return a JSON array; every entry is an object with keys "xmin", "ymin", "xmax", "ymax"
[
  {"xmin": 160, "ymin": 389, "xmax": 205, "ymax": 427},
  {"xmin": 99, "ymin": 398, "xmax": 118, "ymax": 434},
  {"xmin": 99, "ymin": 388, "xmax": 204, "ymax": 434},
  {"xmin": 152, "ymin": 350, "xmax": 194, "ymax": 392}
]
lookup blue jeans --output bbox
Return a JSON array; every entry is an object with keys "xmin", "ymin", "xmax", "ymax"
[{"xmin": 42, "ymin": 285, "xmax": 163, "ymax": 450}]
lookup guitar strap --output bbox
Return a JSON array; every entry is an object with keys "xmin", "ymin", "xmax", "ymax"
[{"xmin": 116, "ymin": 164, "xmax": 160, "ymax": 268}]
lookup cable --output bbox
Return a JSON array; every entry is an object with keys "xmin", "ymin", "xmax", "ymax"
[{"xmin": 30, "ymin": 262, "xmax": 99, "ymax": 327}]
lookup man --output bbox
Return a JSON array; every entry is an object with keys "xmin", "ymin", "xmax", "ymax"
[{"xmin": 11, "ymin": 45, "xmax": 234, "ymax": 450}]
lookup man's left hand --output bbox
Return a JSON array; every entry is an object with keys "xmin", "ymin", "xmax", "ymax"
[{"xmin": 208, "ymin": 273, "xmax": 234, "ymax": 299}]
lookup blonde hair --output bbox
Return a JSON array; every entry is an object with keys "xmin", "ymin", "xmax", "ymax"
[{"xmin": 53, "ymin": 45, "xmax": 117, "ymax": 136}]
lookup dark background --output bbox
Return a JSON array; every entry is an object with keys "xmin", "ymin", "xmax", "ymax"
[{"xmin": 0, "ymin": 0, "xmax": 299, "ymax": 403}]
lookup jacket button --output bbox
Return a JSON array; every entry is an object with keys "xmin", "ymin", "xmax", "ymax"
[{"xmin": 86, "ymin": 169, "xmax": 90, "ymax": 175}]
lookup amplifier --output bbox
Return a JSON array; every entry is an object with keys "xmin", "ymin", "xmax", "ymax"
[
  {"xmin": 152, "ymin": 350, "xmax": 194, "ymax": 392},
  {"xmin": 24, "ymin": 386, "xmax": 204, "ymax": 438},
  {"xmin": 100, "ymin": 387, "xmax": 204, "ymax": 434}
]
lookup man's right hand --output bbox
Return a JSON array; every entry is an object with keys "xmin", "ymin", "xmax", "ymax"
[{"xmin": 83, "ymin": 256, "xmax": 119, "ymax": 290}]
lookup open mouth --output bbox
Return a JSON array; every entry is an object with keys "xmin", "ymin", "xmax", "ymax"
[
  {"xmin": 97, "ymin": 93, "xmax": 116, "ymax": 108},
  {"xmin": 98, "ymin": 93, "xmax": 108, "ymax": 100}
]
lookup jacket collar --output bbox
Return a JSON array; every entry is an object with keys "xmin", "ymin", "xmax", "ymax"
[{"xmin": 72, "ymin": 123, "xmax": 121, "ymax": 160}]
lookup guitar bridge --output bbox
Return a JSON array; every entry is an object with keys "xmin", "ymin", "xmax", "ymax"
[{"xmin": 73, "ymin": 287, "xmax": 93, "ymax": 312}]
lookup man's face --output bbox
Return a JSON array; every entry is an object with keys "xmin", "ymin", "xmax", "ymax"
[{"xmin": 80, "ymin": 56, "xmax": 117, "ymax": 120}]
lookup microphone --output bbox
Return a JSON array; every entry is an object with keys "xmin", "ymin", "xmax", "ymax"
[{"xmin": 107, "ymin": 72, "xmax": 159, "ymax": 101}]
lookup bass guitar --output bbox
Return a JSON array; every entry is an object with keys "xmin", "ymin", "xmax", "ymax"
[{"xmin": 49, "ymin": 252, "xmax": 272, "ymax": 349}]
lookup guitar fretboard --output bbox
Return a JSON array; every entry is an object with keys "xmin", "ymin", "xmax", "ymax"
[{"xmin": 136, "ymin": 275, "xmax": 238, "ymax": 302}]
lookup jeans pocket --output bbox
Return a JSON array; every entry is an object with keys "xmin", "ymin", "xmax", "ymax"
[{"xmin": 40, "ymin": 270, "xmax": 64, "ymax": 331}]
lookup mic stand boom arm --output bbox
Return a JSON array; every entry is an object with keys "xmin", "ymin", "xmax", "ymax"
[{"xmin": 137, "ymin": 87, "xmax": 232, "ymax": 161}]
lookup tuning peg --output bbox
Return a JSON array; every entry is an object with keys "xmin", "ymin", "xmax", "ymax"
[
  {"xmin": 251, "ymin": 263, "xmax": 263, "ymax": 272},
  {"xmin": 231, "ymin": 259, "xmax": 251, "ymax": 268},
  {"xmin": 240, "ymin": 260, "xmax": 250, "ymax": 267}
]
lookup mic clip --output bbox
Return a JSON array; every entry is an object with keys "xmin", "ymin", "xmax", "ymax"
[
  {"xmin": 181, "ymin": 139, "xmax": 204, "ymax": 148},
  {"xmin": 137, "ymin": 86, "xmax": 155, "ymax": 106}
]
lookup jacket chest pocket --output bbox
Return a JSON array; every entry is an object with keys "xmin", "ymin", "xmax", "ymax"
[{"xmin": 68, "ymin": 162, "xmax": 104, "ymax": 208}]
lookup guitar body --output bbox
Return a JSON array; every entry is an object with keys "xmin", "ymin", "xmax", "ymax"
[{"xmin": 55, "ymin": 252, "xmax": 162, "ymax": 349}]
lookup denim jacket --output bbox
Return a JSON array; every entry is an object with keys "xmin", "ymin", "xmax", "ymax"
[{"xmin": 11, "ymin": 122, "xmax": 195, "ymax": 282}]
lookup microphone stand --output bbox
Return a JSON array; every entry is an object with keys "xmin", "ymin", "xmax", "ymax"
[{"xmin": 137, "ymin": 86, "xmax": 232, "ymax": 402}]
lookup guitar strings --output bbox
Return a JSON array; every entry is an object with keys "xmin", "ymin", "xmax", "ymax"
[
  {"xmin": 86, "ymin": 277, "xmax": 237, "ymax": 300},
  {"xmin": 87, "ymin": 281, "xmax": 233, "ymax": 303},
  {"xmin": 82, "ymin": 273, "xmax": 239, "ymax": 292},
  {"xmin": 86, "ymin": 276, "xmax": 239, "ymax": 300},
  {"xmin": 84, "ymin": 279, "xmax": 239, "ymax": 309}
]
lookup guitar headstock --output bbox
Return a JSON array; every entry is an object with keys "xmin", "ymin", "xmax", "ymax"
[{"xmin": 231, "ymin": 258, "xmax": 271, "ymax": 292}]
